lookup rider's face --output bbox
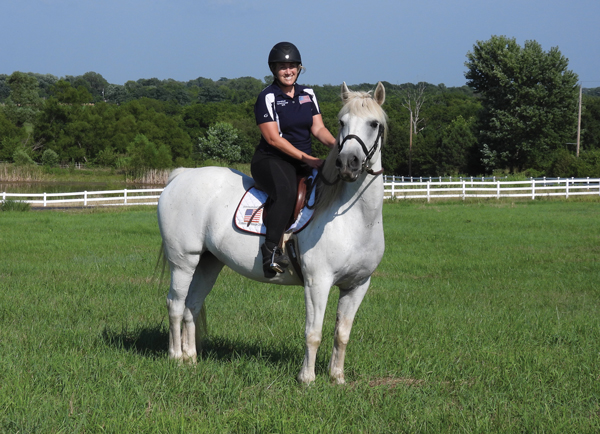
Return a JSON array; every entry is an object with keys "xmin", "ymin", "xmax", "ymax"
[{"xmin": 275, "ymin": 62, "xmax": 299, "ymax": 87}]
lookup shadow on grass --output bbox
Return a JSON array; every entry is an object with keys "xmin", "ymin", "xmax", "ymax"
[
  {"xmin": 102, "ymin": 322, "xmax": 169, "ymax": 358},
  {"xmin": 200, "ymin": 335, "xmax": 299, "ymax": 367},
  {"xmin": 101, "ymin": 323, "xmax": 299, "ymax": 367}
]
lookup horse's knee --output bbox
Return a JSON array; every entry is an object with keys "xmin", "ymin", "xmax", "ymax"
[{"xmin": 306, "ymin": 331, "xmax": 322, "ymax": 348}]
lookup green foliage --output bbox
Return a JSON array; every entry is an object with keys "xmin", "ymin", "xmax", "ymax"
[
  {"xmin": 465, "ymin": 35, "xmax": 579, "ymax": 173},
  {"xmin": 94, "ymin": 146, "xmax": 118, "ymax": 167},
  {"xmin": 198, "ymin": 122, "xmax": 242, "ymax": 162},
  {"xmin": 12, "ymin": 148, "xmax": 35, "ymax": 166},
  {"xmin": 0, "ymin": 68, "xmax": 598, "ymax": 177},
  {"xmin": 41, "ymin": 149, "xmax": 59, "ymax": 167},
  {"xmin": 49, "ymin": 80, "xmax": 93, "ymax": 104},
  {"xmin": 437, "ymin": 115, "xmax": 477, "ymax": 175},
  {"xmin": 0, "ymin": 199, "xmax": 30, "ymax": 212},
  {"xmin": 126, "ymin": 134, "xmax": 173, "ymax": 174},
  {"xmin": 548, "ymin": 148, "xmax": 600, "ymax": 177}
]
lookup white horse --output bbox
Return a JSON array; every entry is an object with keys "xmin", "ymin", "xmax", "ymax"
[{"xmin": 157, "ymin": 82, "xmax": 387, "ymax": 384}]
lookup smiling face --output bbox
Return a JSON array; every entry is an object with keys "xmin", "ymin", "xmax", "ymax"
[{"xmin": 273, "ymin": 62, "xmax": 299, "ymax": 88}]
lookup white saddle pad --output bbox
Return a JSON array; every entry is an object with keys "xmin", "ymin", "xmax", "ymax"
[{"xmin": 234, "ymin": 172, "xmax": 317, "ymax": 236}]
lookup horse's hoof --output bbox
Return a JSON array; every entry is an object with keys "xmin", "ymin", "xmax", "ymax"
[{"xmin": 297, "ymin": 371, "xmax": 316, "ymax": 385}]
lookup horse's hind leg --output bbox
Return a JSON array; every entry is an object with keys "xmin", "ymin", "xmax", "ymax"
[
  {"xmin": 181, "ymin": 252, "xmax": 223, "ymax": 362},
  {"xmin": 329, "ymin": 277, "xmax": 371, "ymax": 384},
  {"xmin": 167, "ymin": 259, "xmax": 197, "ymax": 361},
  {"xmin": 166, "ymin": 252, "xmax": 223, "ymax": 362}
]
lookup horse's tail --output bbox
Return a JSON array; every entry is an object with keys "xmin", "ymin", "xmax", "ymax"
[{"xmin": 167, "ymin": 167, "xmax": 190, "ymax": 185}]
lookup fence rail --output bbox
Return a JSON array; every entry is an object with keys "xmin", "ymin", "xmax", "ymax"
[
  {"xmin": 1, "ymin": 188, "xmax": 163, "ymax": 207},
  {"xmin": 2, "ymin": 178, "xmax": 600, "ymax": 207},
  {"xmin": 383, "ymin": 177, "xmax": 600, "ymax": 201}
]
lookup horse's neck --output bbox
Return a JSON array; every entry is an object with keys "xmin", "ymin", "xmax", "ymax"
[{"xmin": 335, "ymin": 173, "xmax": 383, "ymax": 219}]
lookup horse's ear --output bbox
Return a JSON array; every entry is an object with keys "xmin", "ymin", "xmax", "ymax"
[
  {"xmin": 341, "ymin": 82, "xmax": 350, "ymax": 103},
  {"xmin": 374, "ymin": 82, "xmax": 385, "ymax": 106}
]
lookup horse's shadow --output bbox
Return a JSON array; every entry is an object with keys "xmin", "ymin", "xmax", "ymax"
[{"xmin": 101, "ymin": 323, "xmax": 299, "ymax": 367}]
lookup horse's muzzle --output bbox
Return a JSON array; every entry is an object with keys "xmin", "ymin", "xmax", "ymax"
[{"xmin": 336, "ymin": 153, "xmax": 361, "ymax": 182}]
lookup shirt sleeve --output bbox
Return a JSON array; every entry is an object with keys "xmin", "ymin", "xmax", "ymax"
[
  {"xmin": 303, "ymin": 88, "xmax": 321, "ymax": 116},
  {"xmin": 254, "ymin": 91, "xmax": 276, "ymax": 125}
]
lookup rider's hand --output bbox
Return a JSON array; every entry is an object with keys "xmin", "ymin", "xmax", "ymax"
[{"xmin": 301, "ymin": 154, "xmax": 324, "ymax": 169}]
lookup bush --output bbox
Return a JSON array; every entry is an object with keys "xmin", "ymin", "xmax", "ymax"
[
  {"xmin": 0, "ymin": 199, "xmax": 31, "ymax": 212},
  {"xmin": 41, "ymin": 149, "xmax": 59, "ymax": 167},
  {"xmin": 198, "ymin": 122, "xmax": 242, "ymax": 163},
  {"xmin": 13, "ymin": 148, "xmax": 36, "ymax": 166}
]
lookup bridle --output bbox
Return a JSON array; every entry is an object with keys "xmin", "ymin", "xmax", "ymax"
[{"xmin": 336, "ymin": 122, "xmax": 385, "ymax": 176}]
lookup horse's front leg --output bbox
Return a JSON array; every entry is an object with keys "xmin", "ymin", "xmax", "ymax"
[
  {"xmin": 329, "ymin": 277, "xmax": 371, "ymax": 384},
  {"xmin": 298, "ymin": 280, "xmax": 332, "ymax": 384}
]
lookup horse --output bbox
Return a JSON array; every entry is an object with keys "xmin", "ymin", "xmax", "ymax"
[{"xmin": 157, "ymin": 82, "xmax": 387, "ymax": 384}]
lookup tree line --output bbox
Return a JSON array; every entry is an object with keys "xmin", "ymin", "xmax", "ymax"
[{"xmin": 1, "ymin": 35, "xmax": 600, "ymax": 178}]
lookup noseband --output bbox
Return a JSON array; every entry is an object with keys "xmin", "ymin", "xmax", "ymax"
[{"xmin": 337, "ymin": 123, "xmax": 385, "ymax": 176}]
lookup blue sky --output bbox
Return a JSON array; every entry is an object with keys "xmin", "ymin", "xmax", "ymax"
[{"xmin": 2, "ymin": 0, "xmax": 599, "ymax": 88}]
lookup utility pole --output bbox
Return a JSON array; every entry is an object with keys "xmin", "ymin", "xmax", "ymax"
[
  {"xmin": 576, "ymin": 84, "xmax": 582, "ymax": 157},
  {"xmin": 409, "ymin": 111, "xmax": 413, "ymax": 176}
]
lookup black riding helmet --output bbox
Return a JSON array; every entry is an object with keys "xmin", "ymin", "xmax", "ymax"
[{"xmin": 268, "ymin": 42, "xmax": 302, "ymax": 69}]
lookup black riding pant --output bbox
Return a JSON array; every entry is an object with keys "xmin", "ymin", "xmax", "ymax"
[{"xmin": 251, "ymin": 151, "xmax": 306, "ymax": 247}]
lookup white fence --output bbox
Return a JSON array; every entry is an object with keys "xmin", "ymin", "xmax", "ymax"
[
  {"xmin": 383, "ymin": 177, "xmax": 600, "ymax": 201},
  {"xmin": 1, "ymin": 188, "xmax": 163, "ymax": 207},
  {"xmin": 2, "ymin": 178, "xmax": 600, "ymax": 207}
]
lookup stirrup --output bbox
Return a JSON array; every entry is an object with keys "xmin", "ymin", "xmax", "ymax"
[
  {"xmin": 270, "ymin": 246, "xmax": 289, "ymax": 273},
  {"xmin": 261, "ymin": 244, "xmax": 289, "ymax": 277}
]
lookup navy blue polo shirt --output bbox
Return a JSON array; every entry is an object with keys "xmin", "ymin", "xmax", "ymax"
[{"xmin": 254, "ymin": 82, "xmax": 321, "ymax": 158}]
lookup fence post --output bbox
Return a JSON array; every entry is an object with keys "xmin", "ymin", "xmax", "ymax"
[
  {"xmin": 531, "ymin": 179, "xmax": 535, "ymax": 200},
  {"xmin": 427, "ymin": 181, "xmax": 430, "ymax": 203},
  {"xmin": 124, "ymin": 189, "xmax": 128, "ymax": 205},
  {"xmin": 496, "ymin": 181, "xmax": 500, "ymax": 199},
  {"xmin": 565, "ymin": 179, "xmax": 569, "ymax": 199},
  {"xmin": 84, "ymin": 191, "xmax": 88, "ymax": 206},
  {"xmin": 462, "ymin": 180, "xmax": 466, "ymax": 200},
  {"xmin": 43, "ymin": 192, "xmax": 47, "ymax": 207}
]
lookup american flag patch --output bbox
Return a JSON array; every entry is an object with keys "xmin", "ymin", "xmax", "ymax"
[
  {"xmin": 244, "ymin": 208, "xmax": 262, "ymax": 223},
  {"xmin": 299, "ymin": 95, "xmax": 311, "ymax": 104}
]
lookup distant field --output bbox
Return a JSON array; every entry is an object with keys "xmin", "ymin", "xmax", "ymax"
[{"xmin": 0, "ymin": 200, "xmax": 599, "ymax": 432}]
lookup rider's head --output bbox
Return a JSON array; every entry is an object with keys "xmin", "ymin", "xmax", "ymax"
[{"xmin": 268, "ymin": 42, "xmax": 304, "ymax": 84}]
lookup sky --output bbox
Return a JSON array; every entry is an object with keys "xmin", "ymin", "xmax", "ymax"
[{"xmin": 1, "ymin": 0, "xmax": 599, "ymax": 88}]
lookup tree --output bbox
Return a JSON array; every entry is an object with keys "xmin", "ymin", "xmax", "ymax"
[
  {"xmin": 437, "ymin": 116, "xmax": 477, "ymax": 175},
  {"xmin": 127, "ymin": 134, "xmax": 172, "ymax": 172},
  {"xmin": 3, "ymin": 72, "xmax": 42, "ymax": 126},
  {"xmin": 49, "ymin": 80, "xmax": 93, "ymax": 104},
  {"xmin": 582, "ymin": 95, "xmax": 600, "ymax": 150},
  {"xmin": 465, "ymin": 36, "xmax": 579, "ymax": 172},
  {"xmin": 198, "ymin": 122, "xmax": 241, "ymax": 162}
]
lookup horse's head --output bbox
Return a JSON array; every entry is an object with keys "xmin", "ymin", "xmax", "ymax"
[{"xmin": 335, "ymin": 82, "xmax": 387, "ymax": 182}]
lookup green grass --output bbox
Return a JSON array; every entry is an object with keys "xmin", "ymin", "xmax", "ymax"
[
  {"xmin": 0, "ymin": 199, "xmax": 31, "ymax": 212},
  {"xmin": 0, "ymin": 200, "xmax": 599, "ymax": 432}
]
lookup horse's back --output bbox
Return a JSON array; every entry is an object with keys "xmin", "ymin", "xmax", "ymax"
[{"xmin": 158, "ymin": 166, "xmax": 252, "ymax": 247}]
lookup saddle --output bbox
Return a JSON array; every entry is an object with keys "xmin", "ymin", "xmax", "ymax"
[{"xmin": 234, "ymin": 170, "xmax": 317, "ymax": 237}]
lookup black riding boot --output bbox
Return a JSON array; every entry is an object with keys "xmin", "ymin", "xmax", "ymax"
[{"xmin": 261, "ymin": 242, "xmax": 290, "ymax": 278}]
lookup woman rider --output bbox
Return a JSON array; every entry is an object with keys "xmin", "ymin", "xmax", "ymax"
[{"xmin": 251, "ymin": 42, "xmax": 337, "ymax": 278}]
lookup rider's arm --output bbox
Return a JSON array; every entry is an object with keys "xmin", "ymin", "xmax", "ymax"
[
  {"xmin": 258, "ymin": 122, "xmax": 323, "ymax": 169},
  {"xmin": 310, "ymin": 114, "xmax": 336, "ymax": 149}
]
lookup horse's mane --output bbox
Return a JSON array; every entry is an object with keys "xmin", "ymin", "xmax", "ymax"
[{"xmin": 315, "ymin": 88, "xmax": 388, "ymax": 210}]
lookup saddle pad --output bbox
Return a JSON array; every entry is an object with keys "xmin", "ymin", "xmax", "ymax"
[{"xmin": 234, "ymin": 174, "xmax": 316, "ymax": 236}]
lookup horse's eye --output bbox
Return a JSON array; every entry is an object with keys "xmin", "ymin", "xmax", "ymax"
[
  {"xmin": 370, "ymin": 121, "xmax": 379, "ymax": 129},
  {"xmin": 339, "ymin": 120, "xmax": 345, "ymax": 127}
]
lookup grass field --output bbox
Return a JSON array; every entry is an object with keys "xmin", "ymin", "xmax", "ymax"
[{"xmin": 0, "ymin": 199, "xmax": 599, "ymax": 432}]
